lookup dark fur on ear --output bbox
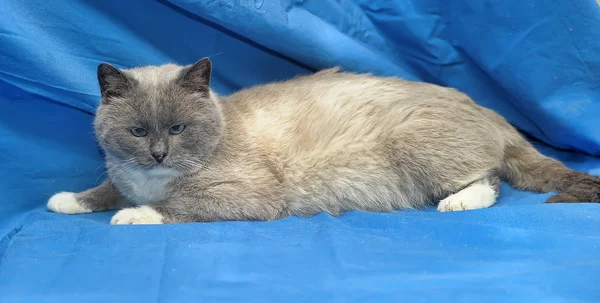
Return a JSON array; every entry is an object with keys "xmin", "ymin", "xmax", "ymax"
[
  {"xmin": 97, "ymin": 63, "xmax": 134, "ymax": 101},
  {"xmin": 178, "ymin": 58, "xmax": 212, "ymax": 94}
]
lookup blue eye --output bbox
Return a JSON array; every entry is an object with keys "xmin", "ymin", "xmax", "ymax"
[
  {"xmin": 169, "ymin": 123, "xmax": 185, "ymax": 135},
  {"xmin": 131, "ymin": 127, "xmax": 147, "ymax": 137}
]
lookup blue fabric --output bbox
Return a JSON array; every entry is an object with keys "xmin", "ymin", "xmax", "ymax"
[{"xmin": 0, "ymin": 0, "xmax": 599, "ymax": 302}]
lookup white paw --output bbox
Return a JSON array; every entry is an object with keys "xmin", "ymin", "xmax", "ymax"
[
  {"xmin": 438, "ymin": 183, "xmax": 497, "ymax": 212},
  {"xmin": 111, "ymin": 206, "xmax": 164, "ymax": 225},
  {"xmin": 47, "ymin": 192, "xmax": 92, "ymax": 214}
]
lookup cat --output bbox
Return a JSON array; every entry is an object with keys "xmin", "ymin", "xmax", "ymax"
[{"xmin": 47, "ymin": 58, "xmax": 600, "ymax": 224}]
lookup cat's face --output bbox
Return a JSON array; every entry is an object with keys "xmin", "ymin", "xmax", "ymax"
[{"xmin": 93, "ymin": 58, "xmax": 223, "ymax": 175}]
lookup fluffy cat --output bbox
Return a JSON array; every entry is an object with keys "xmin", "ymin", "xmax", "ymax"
[{"xmin": 47, "ymin": 58, "xmax": 600, "ymax": 224}]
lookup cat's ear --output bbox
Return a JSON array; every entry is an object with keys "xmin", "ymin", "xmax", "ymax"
[
  {"xmin": 179, "ymin": 57, "xmax": 211, "ymax": 93},
  {"xmin": 97, "ymin": 63, "xmax": 133, "ymax": 101}
]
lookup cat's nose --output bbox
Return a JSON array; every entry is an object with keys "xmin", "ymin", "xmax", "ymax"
[{"xmin": 151, "ymin": 152, "xmax": 167, "ymax": 163}]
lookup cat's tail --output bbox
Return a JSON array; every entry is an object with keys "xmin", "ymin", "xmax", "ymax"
[{"xmin": 500, "ymin": 143, "xmax": 600, "ymax": 203}]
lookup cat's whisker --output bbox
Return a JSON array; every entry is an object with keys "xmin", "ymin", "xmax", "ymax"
[
  {"xmin": 179, "ymin": 160, "xmax": 203, "ymax": 171},
  {"xmin": 93, "ymin": 163, "xmax": 105, "ymax": 176},
  {"xmin": 94, "ymin": 170, "xmax": 108, "ymax": 185},
  {"xmin": 105, "ymin": 158, "xmax": 143, "ymax": 181}
]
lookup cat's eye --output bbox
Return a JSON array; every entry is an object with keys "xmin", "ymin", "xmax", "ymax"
[
  {"xmin": 131, "ymin": 127, "xmax": 147, "ymax": 137},
  {"xmin": 169, "ymin": 123, "xmax": 186, "ymax": 135}
]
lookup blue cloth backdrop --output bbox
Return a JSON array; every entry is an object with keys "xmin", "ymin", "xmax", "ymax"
[{"xmin": 0, "ymin": 0, "xmax": 599, "ymax": 302}]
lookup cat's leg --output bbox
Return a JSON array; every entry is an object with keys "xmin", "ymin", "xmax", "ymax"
[
  {"xmin": 110, "ymin": 198, "xmax": 285, "ymax": 225},
  {"xmin": 111, "ymin": 181, "xmax": 285, "ymax": 224},
  {"xmin": 48, "ymin": 180, "xmax": 126, "ymax": 214},
  {"xmin": 437, "ymin": 176, "xmax": 500, "ymax": 212},
  {"xmin": 109, "ymin": 201, "xmax": 236, "ymax": 225}
]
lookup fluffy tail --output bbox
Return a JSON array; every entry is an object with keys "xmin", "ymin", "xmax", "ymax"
[{"xmin": 501, "ymin": 144, "xmax": 600, "ymax": 203}]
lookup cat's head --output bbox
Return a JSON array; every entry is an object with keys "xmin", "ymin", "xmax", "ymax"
[{"xmin": 93, "ymin": 58, "xmax": 223, "ymax": 175}]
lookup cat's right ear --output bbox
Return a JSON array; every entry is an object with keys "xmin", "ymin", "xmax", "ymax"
[{"xmin": 97, "ymin": 63, "xmax": 133, "ymax": 102}]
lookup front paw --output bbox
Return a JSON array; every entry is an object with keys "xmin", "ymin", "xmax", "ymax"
[
  {"xmin": 47, "ymin": 192, "xmax": 92, "ymax": 214},
  {"xmin": 111, "ymin": 206, "xmax": 164, "ymax": 225}
]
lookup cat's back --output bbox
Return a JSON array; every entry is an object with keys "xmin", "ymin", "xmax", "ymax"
[
  {"xmin": 229, "ymin": 68, "xmax": 466, "ymax": 110},
  {"xmin": 224, "ymin": 68, "xmax": 479, "ymax": 154}
]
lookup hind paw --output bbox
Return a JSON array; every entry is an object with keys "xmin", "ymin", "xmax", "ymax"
[{"xmin": 438, "ymin": 183, "xmax": 497, "ymax": 212}]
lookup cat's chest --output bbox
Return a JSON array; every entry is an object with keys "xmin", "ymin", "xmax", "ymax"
[{"xmin": 114, "ymin": 168, "xmax": 178, "ymax": 205}]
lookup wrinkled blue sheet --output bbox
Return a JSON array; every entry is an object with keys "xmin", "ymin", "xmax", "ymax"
[{"xmin": 0, "ymin": 0, "xmax": 599, "ymax": 302}]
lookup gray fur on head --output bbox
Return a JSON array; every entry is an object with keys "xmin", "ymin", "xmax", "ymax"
[{"xmin": 94, "ymin": 58, "xmax": 223, "ymax": 174}]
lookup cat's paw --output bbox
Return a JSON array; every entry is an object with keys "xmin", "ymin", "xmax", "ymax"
[
  {"xmin": 111, "ymin": 206, "xmax": 164, "ymax": 225},
  {"xmin": 47, "ymin": 192, "xmax": 92, "ymax": 214},
  {"xmin": 437, "ymin": 183, "xmax": 497, "ymax": 212}
]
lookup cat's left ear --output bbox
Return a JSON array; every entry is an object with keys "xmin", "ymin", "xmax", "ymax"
[{"xmin": 179, "ymin": 57, "xmax": 211, "ymax": 94}]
